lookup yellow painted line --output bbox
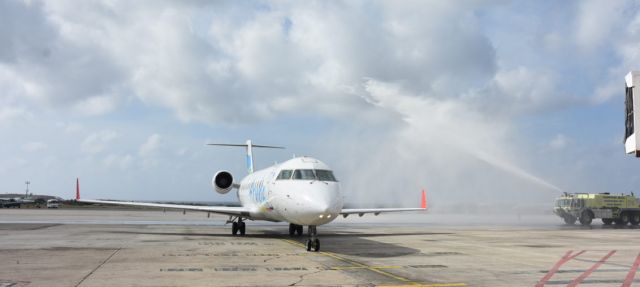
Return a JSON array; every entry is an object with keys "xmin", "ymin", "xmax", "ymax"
[{"xmin": 280, "ymin": 239, "xmax": 465, "ymax": 287}]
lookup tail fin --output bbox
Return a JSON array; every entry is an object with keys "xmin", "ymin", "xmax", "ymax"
[
  {"xmin": 421, "ymin": 189, "xmax": 427, "ymax": 209},
  {"xmin": 207, "ymin": 140, "xmax": 284, "ymax": 174},
  {"xmin": 75, "ymin": 178, "xmax": 80, "ymax": 201}
]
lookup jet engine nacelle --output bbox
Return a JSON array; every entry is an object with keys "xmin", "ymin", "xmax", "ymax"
[{"xmin": 212, "ymin": 170, "xmax": 234, "ymax": 194}]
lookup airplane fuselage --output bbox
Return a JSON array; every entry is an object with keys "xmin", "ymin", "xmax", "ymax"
[{"xmin": 235, "ymin": 157, "xmax": 343, "ymax": 226}]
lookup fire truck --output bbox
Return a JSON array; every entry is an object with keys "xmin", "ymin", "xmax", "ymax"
[{"xmin": 553, "ymin": 193, "xmax": 640, "ymax": 226}]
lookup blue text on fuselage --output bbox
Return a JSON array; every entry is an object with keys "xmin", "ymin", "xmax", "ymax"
[{"xmin": 249, "ymin": 180, "xmax": 267, "ymax": 204}]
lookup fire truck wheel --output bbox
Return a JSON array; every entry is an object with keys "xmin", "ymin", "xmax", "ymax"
[
  {"xmin": 629, "ymin": 213, "xmax": 640, "ymax": 226},
  {"xmin": 579, "ymin": 211, "xmax": 592, "ymax": 226},
  {"xmin": 616, "ymin": 212, "xmax": 630, "ymax": 225}
]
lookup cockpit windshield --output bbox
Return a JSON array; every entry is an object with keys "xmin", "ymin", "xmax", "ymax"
[
  {"xmin": 293, "ymin": 169, "xmax": 316, "ymax": 180},
  {"xmin": 276, "ymin": 169, "xmax": 338, "ymax": 182},
  {"xmin": 276, "ymin": 170, "xmax": 293, "ymax": 180},
  {"xmin": 315, "ymin": 170, "xmax": 337, "ymax": 181}
]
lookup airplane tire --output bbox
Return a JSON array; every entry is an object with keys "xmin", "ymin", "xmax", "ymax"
[
  {"xmin": 602, "ymin": 218, "xmax": 613, "ymax": 225},
  {"xmin": 314, "ymin": 239, "xmax": 320, "ymax": 252},
  {"xmin": 289, "ymin": 224, "xmax": 295, "ymax": 236},
  {"xmin": 296, "ymin": 225, "xmax": 303, "ymax": 236},
  {"xmin": 306, "ymin": 239, "xmax": 312, "ymax": 251},
  {"xmin": 232, "ymin": 222, "xmax": 238, "ymax": 235},
  {"xmin": 239, "ymin": 222, "xmax": 246, "ymax": 236}
]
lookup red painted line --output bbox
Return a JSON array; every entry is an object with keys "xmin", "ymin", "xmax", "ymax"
[
  {"xmin": 622, "ymin": 252, "xmax": 640, "ymax": 287},
  {"xmin": 567, "ymin": 250, "xmax": 617, "ymax": 287},
  {"xmin": 536, "ymin": 250, "xmax": 586, "ymax": 287}
]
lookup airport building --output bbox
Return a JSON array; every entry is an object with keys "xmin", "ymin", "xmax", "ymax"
[{"xmin": 625, "ymin": 71, "xmax": 640, "ymax": 157}]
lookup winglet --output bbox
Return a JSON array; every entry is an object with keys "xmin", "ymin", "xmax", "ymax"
[
  {"xmin": 421, "ymin": 189, "xmax": 427, "ymax": 209},
  {"xmin": 75, "ymin": 178, "xmax": 80, "ymax": 201}
]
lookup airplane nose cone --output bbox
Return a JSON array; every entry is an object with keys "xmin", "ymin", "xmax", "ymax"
[
  {"xmin": 283, "ymin": 183, "xmax": 342, "ymax": 226},
  {"xmin": 301, "ymin": 202, "xmax": 340, "ymax": 225}
]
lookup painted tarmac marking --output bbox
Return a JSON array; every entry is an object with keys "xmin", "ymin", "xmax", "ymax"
[
  {"xmin": 281, "ymin": 239, "xmax": 466, "ymax": 287},
  {"xmin": 214, "ymin": 267, "xmax": 258, "ymax": 272},
  {"xmin": 74, "ymin": 248, "xmax": 120, "ymax": 287},
  {"xmin": 536, "ymin": 250, "xmax": 640, "ymax": 287},
  {"xmin": 331, "ymin": 266, "xmax": 402, "ymax": 270},
  {"xmin": 160, "ymin": 268, "xmax": 204, "ymax": 272},
  {"xmin": 622, "ymin": 252, "xmax": 640, "ymax": 287},
  {"xmin": 265, "ymin": 267, "xmax": 308, "ymax": 271},
  {"xmin": 535, "ymin": 250, "xmax": 585, "ymax": 287},
  {"xmin": 566, "ymin": 250, "xmax": 616, "ymax": 287},
  {"xmin": 161, "ymin": 266, "xmax": 325, "ymax": 273},
  {"xmin": 197, "ymin": 241, "xmax": 258, "ymax": 246},
  {"xmin": 163, "ymin": 252, "xmax": 289, "ymax": 257},
  {"xmin": 0, "ymin": 280, "xmax": 31, "ymax": 287},
  {"xmin": 545, "ymin": 279, "xmax": 640, "ymax": 285}
]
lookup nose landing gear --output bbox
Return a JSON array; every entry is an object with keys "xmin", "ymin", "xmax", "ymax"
[
  {"xmin": 288, "ymin": 224, "xmax": 303, "ymax": 236},
  {"xmin": 306, "ymin": 225, "xmax": 320, "ymax": 252},
  {"xmin": 231, "ymin": 218, "xmax": 246, "ymax": 236}
]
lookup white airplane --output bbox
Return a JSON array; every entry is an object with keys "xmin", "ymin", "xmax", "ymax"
[{"xmin": 76, "ymin": 140, "xmax": 427, "ymax": 251}]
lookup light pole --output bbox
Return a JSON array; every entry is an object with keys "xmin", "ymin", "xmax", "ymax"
[{"xmin": 25, "ymin": 181, "xmax": 30, "ymax": 198}]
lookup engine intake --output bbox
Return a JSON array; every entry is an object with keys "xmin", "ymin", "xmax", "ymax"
[{"xmin": 212, "ymin": 170, "xmax": 234, "ymax": 194}]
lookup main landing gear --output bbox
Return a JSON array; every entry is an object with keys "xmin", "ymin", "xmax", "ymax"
[
  {"xmin": 231, "ymin": 218, "xmax": 246, "ymax": 236},
  {"xmin": 306, "ymin": 225, "xmax": 320, "ymax": 252},
  {"xmin": 289, "ymin": 223, "xmax": 303, "ymax": 236}
]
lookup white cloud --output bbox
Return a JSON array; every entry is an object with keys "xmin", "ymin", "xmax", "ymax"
[
  {"xmin": 22, "ymin": 141, "xmax": 48, "ymax": 152},
  {"xmin": 103, "ymin": 153, "xmax": 133, "ymax": 170},
  {"xmin": 72, "ymin": 95, "xmax": 117, "ymax": 116},
  {"xmin": 548, "ymin": 134, "xmax": 569, "ymax": 150},
  {"xmin": 0, "ymin": 1, "xmax": 502, "ymax": 124},
  {"xmin": 81, "ymin": 130, "xmax": 118, "ymax": 154},
  {"xmin": 0, "ymin": 105, "xmax": 32, "ymax": 125},
  {"xmin": 473, "ymin": 66, "xmax": 579, "ymax": 115},
  {"xmin": 575, "ymin": 0, "xmax": 627, "ymax": 51},
  {"xmin": 139, "ymin": 134, "xmax": 160, "ymax": 157},
  {"xmin": 60, "ymin": 122, "xmax": 83, "ymax": 133}
]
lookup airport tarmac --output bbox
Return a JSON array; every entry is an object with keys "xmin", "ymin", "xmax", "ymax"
[{"xmin": 0, "ymin": 209, "xmax": 639, "ymax": 287}]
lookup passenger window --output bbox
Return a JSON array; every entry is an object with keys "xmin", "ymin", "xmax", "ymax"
[
  {"xmin": 315, "ymin": 170, "xmax": 337, "ymax": 182},
  {"xmin": 276, "ymin": 170, "xmax": 292, "ymax": 180}
]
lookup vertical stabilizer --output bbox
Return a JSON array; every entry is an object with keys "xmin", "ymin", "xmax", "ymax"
[
  {"xmin": 246, "ymin": 140, "xmax": 254, "ymax": 174},
  {"xmin": 421, "ymin": 189, "xmax": 427, "ymax": 209},
  {"xmin": 75, "ymin": 178, "xmax": 80, "ymax": 200}
]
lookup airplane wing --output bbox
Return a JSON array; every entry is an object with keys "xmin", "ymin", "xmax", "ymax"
[
  {"xmin": 77, "ymin": 199, "xmax": 252, "ymax": 218},
  {"xmin": 339, "ymin": 190, "xmax": 428, "ymax": 218},
  {"xmin": 74, "ymin": 178, "xmax": 252, "ymax": 218}
]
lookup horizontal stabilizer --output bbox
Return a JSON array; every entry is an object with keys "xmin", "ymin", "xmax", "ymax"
[
  {"xmin": 207, "ymin": 143, "xmax": 284, "ymax": 149},
  {"xmin": 207, "ymin": 140, "xmax": 284, "ymax": 174}
]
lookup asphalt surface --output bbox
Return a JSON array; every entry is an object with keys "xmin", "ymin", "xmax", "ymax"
[{"xmin": 1, "ymin": 209, "xmax": 639, "ymax": 287}]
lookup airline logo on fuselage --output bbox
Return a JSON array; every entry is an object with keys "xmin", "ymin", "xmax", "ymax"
[{"xmin": 249, "ymin": 180, "xmax": 267, "ymax": 204}]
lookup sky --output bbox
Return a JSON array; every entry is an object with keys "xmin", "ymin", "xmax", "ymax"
[{"xmin": 1, "ymin": 0, "xmax": 639, "ymax": 211}]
